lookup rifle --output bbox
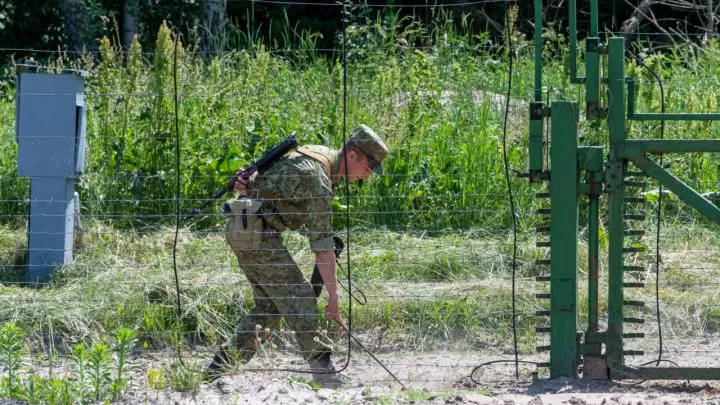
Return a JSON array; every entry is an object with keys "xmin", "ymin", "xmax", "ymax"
[{"xmin": 185, "ymin": 133, "xmax": 299, "ymax": 221}]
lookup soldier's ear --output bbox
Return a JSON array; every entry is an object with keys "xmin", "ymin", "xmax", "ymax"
[{"xmin": 346, "ymin": 148, "xmax": 360, "ymax": 161}]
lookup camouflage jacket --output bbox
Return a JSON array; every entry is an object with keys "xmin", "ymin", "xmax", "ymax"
[{"xmin": 249, "ymin": 145, "xmax": 340, "ymax": 252}]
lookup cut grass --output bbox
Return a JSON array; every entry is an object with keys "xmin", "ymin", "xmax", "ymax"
[{"xmin": 0, "ymin": 220, "xmax": 717, "ymax": 357}]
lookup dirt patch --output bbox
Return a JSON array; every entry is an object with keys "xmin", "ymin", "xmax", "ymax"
[{"xmin": 109, "ymin": 349, "xmax": 720, "ymax": 404}]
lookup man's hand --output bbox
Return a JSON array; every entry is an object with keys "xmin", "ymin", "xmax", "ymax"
[
  {"xmin": 233, "ymin": 168, "xmax": 258, "ymax": 194},
  {"xmin": 315, "ymin": 249, "xmax": 347, "ymax": 329},
  {"xmin": 326, "ymin": 294, "xmax": 347, "ymax": 330}
]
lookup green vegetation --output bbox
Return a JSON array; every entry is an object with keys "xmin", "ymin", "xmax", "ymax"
[
  {"xmin": 0, "ymin": 323, "xmax": 138, "ymax": 404},
  {"xmin": 0, "ymin": 13, "xmax": 719, "ymax": 402},
  {"xmin": 2, "ymin": 21, "xmax": 718, "ymax": 232}
]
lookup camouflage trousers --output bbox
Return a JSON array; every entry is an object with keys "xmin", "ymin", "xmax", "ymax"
[{"xmin": 228, "ymin": 226, "xmax": 333, "ymax": 363}]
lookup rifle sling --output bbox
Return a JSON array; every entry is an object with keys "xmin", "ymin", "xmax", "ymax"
[{"xmin": 295, "ymin": 146, "xmax": 333, "ymax": 174}]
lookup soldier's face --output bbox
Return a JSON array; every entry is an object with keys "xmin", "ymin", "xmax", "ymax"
[{"xmin": 346, "ymin": 150, "xmax": 373, "ymax": 182}]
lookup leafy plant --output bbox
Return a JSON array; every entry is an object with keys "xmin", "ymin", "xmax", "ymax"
[
  {"xmin": 70, "ymin": 343, "xmax": 90, "ymax": 403},
  {"xmin": 0, "ymin": 322, "xmax": 25, "ymax": 398},
  {"xmin": 112, "ymin": 327, "xmax": 138, "ymax": 397},
  {"xmin": 166, "ymin": 360, "xmax": 202, "ymax": 394},
  {"xmin": 87, "ymin": 342, "xmax": 113, "ymax": 401}
]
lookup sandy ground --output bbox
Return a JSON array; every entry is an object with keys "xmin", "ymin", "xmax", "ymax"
[{"xmin": 112, "ymin": 348, "xmax": 720, "ymax": 405}]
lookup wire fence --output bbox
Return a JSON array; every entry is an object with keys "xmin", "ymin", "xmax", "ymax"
[{"xmin": 0, "ymin": 2, "xmax": 720, "ymax": 399}]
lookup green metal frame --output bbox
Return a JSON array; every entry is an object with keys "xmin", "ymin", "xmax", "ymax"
[
  {"xmin": 530, "ymin": 0, "xmax": 720, "ymax": 380},
  {"xmin": 549, "ymin": 101, "xmax": 579, "ymax": 377}
]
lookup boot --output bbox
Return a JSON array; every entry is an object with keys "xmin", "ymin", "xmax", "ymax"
[
  {"xmin": 204, "ymin": 341, "xmax": 260, "ymax": 383},
  {"xmin": 204, "ymin": 346, "xmax": 233, "ymax": 382},
  {"xmin": 308, "ymin": 352, "xmax": 349, "ymax": 388}
]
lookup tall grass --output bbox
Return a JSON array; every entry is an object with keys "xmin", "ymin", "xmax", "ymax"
[
  {"xmin": 0, "ymin": 15, "xmax": 527, "ymax": 232},
  {"xmin": 1, "ymin": 16, "xmax": 718, "ymax": 232}
]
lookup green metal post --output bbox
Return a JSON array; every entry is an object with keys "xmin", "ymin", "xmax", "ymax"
[
  {"xmin": 534, "ymin": 0, "xmax": 543, "ymax": 103},
  {"xmin": 612, "ymin": 364, "xmax": 720, "ymax": 380},
  {"xmin": 606, "ymin": 37, "xmax": 627, "ymax": 369},
  {"xmin": 528, "ymin": 0, "xmax": 544, "ymax": 178},
  {"xmin": 550, "ymin": 101, "xmax": 579, "ymax": 378},
  {"xmin": 568, "ymin": 0, "xmax": 584, "ymax": 83},
  {"xmin": 587, "ymin": 195, "xmax": 599, "ymax": 333},
  {"xmin": 582, "ymin": 148, "xmax": 603, "ymax": 338},
  {"xmin": 585, "ymin": 0, "xmax": 601, "ymax": 119},
  {"xmin": 631, "ymin": 113, "xmax": 720, "ymax": 121},
  {"xmin": 585, "ymin": 39, "xmax": 600, "ymax": 118},
  {"xmin": 579, "ymin": 146, "xmax": 603, "ymax": 359}
]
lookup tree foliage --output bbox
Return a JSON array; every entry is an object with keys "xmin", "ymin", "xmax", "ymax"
[{"xmin": 0, "ymin": 0, "xmax": 718, "ymax": 64}]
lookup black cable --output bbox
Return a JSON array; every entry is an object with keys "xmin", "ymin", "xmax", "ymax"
[
  {"xmin": 336, "ymin": 1, "xmax": 403, "ymax": 386},
  {"xmin": 247, "ymin": 2, "xmax": 401, "ymax": 387},
  {"xmin": 338, "ymin": 0, "xmax": 352, "ymax": 374},
  {"xmin": 500, "ymin": 1, "xmax": 520, "ymax": 380},
  {"xmin": 465, "ymin": 0, "xmax": 521, "ymax": 382},
  {"xmin": 336, "ymin": 261, "xmax": 368, "ymax": 305},
  {"xmin": 339, "ymin": 325, "xmax": 406, "ymax": 389},
  {"xmin": 171, "ymin": 28, "xmax": 186, "ymax": 367},
  {"xmin": 470, "ymin": 360, "xmax": 539, "ymax": 384},
  {"xmin": 622, "ymin": 359, "xmax": 681, "ymax": 387},
  {"xmin": 627, "ymin": 49, "xmax": 665, "ymax": 367},
  {"xmin": 640, "ymin": 359, "xmax": 679, "ymax": 367}
]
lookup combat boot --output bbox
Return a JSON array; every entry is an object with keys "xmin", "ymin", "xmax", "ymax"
[
  {"xmin": 308, "ymin": 352, "xmax": 349, "ymax": 388},
  {"xmin": 204, "ymin": 345, "xmax": 233, "ymax": 382}
]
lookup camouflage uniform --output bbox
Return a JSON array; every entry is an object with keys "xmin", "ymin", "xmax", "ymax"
[
  {"xmin": 222, "ymin": 124, "xmax": 389, "ymax": 367},
  {"xmin": 227, "ymin": 145, "xmax": 340, "ymax": 363}
]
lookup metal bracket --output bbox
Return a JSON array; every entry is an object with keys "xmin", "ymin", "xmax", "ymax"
[
  {"xmin": 604, "ymin": 159, "xmax": 624, "ymax": 192},
  {"xmin": 530, "ymin": 102, "xmax": 549, "ymax": 120},
  {"xmin": 586, "ymin": 38, "xmax": 599, "ymax": 52}
]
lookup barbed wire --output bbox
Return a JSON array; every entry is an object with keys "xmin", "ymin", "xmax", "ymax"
[{"xmin": 225, "ymin": 0, "xmax": 506, "ymax": 6}]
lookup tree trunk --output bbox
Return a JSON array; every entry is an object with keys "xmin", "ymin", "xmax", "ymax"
[
  {"xmin": 123, "ymin": 0, "xmax": 139, "ymax": 51},
  {"xmin": 201, "ymin": 0, "xmax": 227, "ymax": 56},
  {"xmin": 619, "ymin": 0, "xmax": 657, "ymax": 37},
  {"xmin": 60, "ymin": 0, "xmax": 90, "ymax": 53},
  {"xmin": 702, "ymin": 0, "xmax": 716, "ymax": 44}
]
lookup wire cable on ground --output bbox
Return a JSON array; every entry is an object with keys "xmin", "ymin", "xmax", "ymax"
[
  {"xmin": 471, "ymin": 360, "xmax": 538, "ymax": 384},
  {"xmin": 339, "ymin": 324, "xmax": 406, "ymax": 389}
]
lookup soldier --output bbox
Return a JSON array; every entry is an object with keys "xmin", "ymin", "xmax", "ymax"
[{"xmin": 205, "ymin": 124, "xmax": 389, "ymax": 387}]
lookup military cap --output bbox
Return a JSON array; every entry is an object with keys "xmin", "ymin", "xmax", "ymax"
[{"xmin": 348, "ymin": 124, "xmax": 389, "ymax": 175}]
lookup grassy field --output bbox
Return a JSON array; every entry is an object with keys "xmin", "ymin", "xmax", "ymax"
[
  {"xmin": 0, "ymin": 14, "xmax": 719, "ymax": 403},
  {"xmin": 0, "ymin": 219, "xmax": 719, "ymax": 400}
]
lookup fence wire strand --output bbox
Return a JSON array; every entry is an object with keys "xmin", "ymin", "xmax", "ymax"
[{"xmin": 1, "ymin": 2, "xmax": 720, "ymax": 396}]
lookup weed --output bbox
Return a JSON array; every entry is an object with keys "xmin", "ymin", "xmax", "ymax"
[
  {"xmin": 70, "ymin": 343, "xmax": 90, "ymax": 403},
  {"xmin": 289, "ymin": 376, "xmax": 321, "ymax": 390},
  {"xmin": 87, "ymin": 342, "xmax": 113, "ymax": 401},
  {"xmin": 147, "ymin": 368, "xmax": 167, "ymax": 403},
  {"xmin": 166, "ymin": 360, "xmax": 203, "ymax": 394},
  {"xmin": 112, "ymin": 327, "xmax": 138, "ymax": 397},
  {"xmin": 0, "ymin": 322, "xmax": 25, "ymax": 398}
]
